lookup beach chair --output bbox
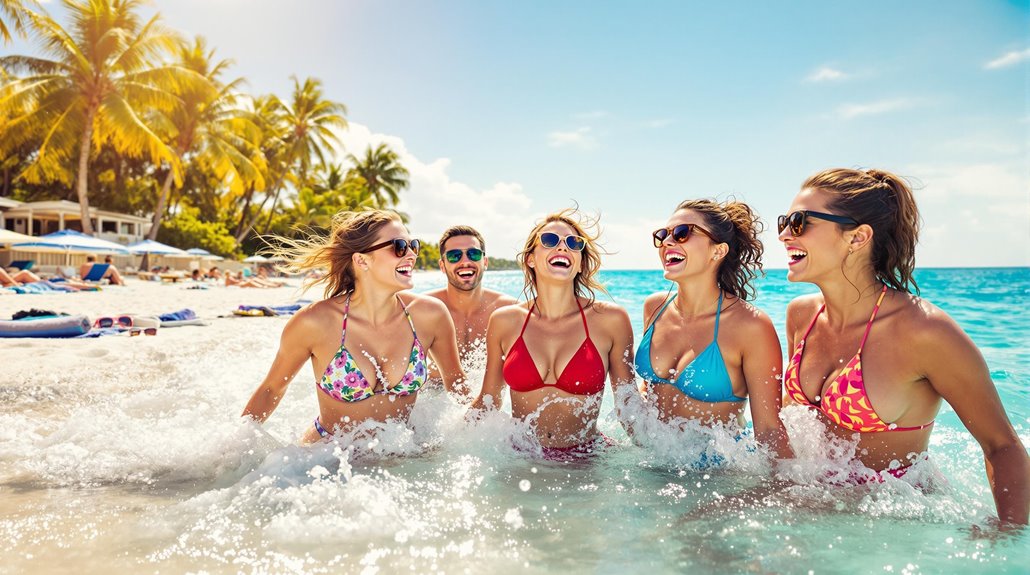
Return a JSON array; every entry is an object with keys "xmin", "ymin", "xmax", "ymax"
[
  {"xmin": 82, "ymin": 263, "xmax": 111, "ymax": 282},
  {"xmin": 8, "ymin": 260, "xmax": 34, "ymax": 271}
]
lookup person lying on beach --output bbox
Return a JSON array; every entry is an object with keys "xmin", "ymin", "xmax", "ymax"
[
  {"xmin": 225, "ymin": 271, "xmax": 285, "ymax": 288},
  {"xmin": 469, "ymin": 208, "xmax": 636, "ymax": 456},
  {"xmin": 425, "ymin": 225, "xmax": 517, "ymax": 374},
  {"xmin": 779, "ymin": 167, "xmax": 1028, "ymax": 525},
  {"xmin": 241, "ymin": 209, "xmax": 468, "ymax": 444},
  {"xmin": 636, "ymin": 199, "xmax": 792, "ymax": 459},
  {"xmin": 1, "ymin": 267, "xmax": 42, "ymax": 287}
]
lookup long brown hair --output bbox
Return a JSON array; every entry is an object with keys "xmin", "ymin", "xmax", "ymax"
[
  {"xmin": 675, "ymin": 198, "xmax": 765, "ymax": 301},
  {"xmin": 802, "ymin": 168, "xmax": 921, "ymax": 294},
  {"xmin": 273, "ymin": 209, "xmax": 403, "ymax": 298},
  {"xmin": 516, "ymin": 207, "xmax": 608, "ymax": 305}
]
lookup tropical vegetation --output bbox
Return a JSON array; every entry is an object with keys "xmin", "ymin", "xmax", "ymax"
[{"xmin": 0, "ymin": 0, "xmax": 415, "ymax": 263}]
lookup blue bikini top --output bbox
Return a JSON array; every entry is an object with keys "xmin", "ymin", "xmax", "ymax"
[{"xmin": 634, "ymin": 292, "xmax": 745, "ymax": 403}]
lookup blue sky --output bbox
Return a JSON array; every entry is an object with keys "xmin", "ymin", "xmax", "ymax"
[{"xmin": 20, "ymin": 1, "xmax": 1030, "ymax": 267}]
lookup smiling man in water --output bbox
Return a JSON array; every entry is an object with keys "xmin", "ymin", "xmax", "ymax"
[{"xmin": 426, "ymin": 226, "xmax": 517, "ymax": 362}]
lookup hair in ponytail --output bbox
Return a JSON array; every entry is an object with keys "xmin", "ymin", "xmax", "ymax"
[
  {"xmin": 801, "ymin": 168, "xmax": 921, "ymax": 294},
  {"xmin": 674, "ymin": 198, "xmax": 765, "ymax": 300}
]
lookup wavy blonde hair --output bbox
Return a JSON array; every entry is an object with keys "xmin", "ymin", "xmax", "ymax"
[
  {"xmin": 271, "ymin": 209, "xmax": 403, "ymax": 298},
  {"xmin": 515, "ymin": 207, "xmax": 609, "ymax": 305}
]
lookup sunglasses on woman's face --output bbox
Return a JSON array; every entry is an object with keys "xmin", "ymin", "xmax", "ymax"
[
  {"xmin": 537, "ymin": 232, "xmax": 586, "ymax": 252},
  {"xmin": 444, "ymin": 248, "xmax": 484, "ymax": 264},
  {"xmin": 777, "ymin": 210, "xmax": 859, "ymax": 237},
  {"xmin": 652, "ymin": 224, "xmax": 715, "ymax": 248},
  {"xmin": 94, "ymin": 315, "xmax": 132, "ymax": 328},
  {"xmin": 366, "ymin": 238, "xmax": 421, "ymax": 258}
]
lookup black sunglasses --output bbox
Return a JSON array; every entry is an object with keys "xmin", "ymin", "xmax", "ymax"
[
  {"xmin": 538, "ymin": 232, "xmax": 586, "ymax": 251},
  {"xmin": 652, "ymin": 224, "xmax": 715, "ymax": 248},
  {"xmin": 444, "ymin": 248, "xmax": 484, "ymax": 264},
  {"xmin": 366, "ymin": 238, "xmax": 421, "ymax": 258},
  {"xmin": 777, "ymin": 210, "xmax": 859, "ymax": 237}
]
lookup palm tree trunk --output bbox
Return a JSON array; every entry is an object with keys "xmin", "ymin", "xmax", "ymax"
[
  {"xmin": 259, "ymin": 186, "xmax": 282, "ymax": 235},
  {"xmin": 148, "ymin": 168, "xmax": 175, "ymax": 240},
  {"xmin": 76, "ymin": 108, "xmax": 97, "ymax": 235},
  {"xmin": 236, "ymin": 172, "xmax": 287, "ymax": 243}
]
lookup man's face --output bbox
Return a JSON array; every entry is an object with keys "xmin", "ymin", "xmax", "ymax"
[{"xmin": 439, "ymin": 235, "xmax": 486, "ymax": 292}]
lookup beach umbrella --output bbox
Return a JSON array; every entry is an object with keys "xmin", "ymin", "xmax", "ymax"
[
  {"xmin": 242, "ymin": 254, "xmax": 270, "ymax": 263},
  {"xmin": 12, "ymin": 229, "xmax": 130, "ymax": 263},
  {"xmin": 0, "ymin": 229, "xmax": 34, "ymax": 245},
  {"xmin": 128, "ymin": 239, "xmax": 187, "ymax": 256}
]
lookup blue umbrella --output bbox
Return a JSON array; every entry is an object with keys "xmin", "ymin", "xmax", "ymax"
[
  {"xmin": 13, "ymin": 229, "xmax": 130, "ymax": 254},
  {"xmin": 186, "ymin": 247, "xmax": 224, "ymax": 261},
  {"xmin": 128, "ymin": 239, "xmax": 187, "ymax": 256}
]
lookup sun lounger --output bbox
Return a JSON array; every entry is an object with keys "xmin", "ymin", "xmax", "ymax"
[{"xmin": 82, "ymin": 263, "xmax": 111, "ymax": 282}]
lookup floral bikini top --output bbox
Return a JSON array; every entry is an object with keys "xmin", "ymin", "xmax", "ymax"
[
  {"xmin": 317, "ymin": 295, "xmax": 428, "ymax": 402},
  {"xmin": 783, "ymin": 285, "xmax": 934, "ymax": 433}
]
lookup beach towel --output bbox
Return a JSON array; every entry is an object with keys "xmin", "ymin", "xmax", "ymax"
[
  {"xmin": 157, "ymin": 308, "xmax": 206, "ymax": 327},
  {"xmin": 7, "ymin": 281, "xmax": 78, "ymax": 294}
]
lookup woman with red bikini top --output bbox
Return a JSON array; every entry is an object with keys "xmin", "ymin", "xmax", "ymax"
[{"xmin": 469, "ymin": 208, "xmax": 636, "ymax": 450}]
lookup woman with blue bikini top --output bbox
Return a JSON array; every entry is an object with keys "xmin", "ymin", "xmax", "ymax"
[{"xmin": 635, "ymin": 199, "xmax": 792, "ymax": 458}]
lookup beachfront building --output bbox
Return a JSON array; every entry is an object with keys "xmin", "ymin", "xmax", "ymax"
[{"xmin": 1, "ymin": 199, "xmax": 150, "ymax": 244}]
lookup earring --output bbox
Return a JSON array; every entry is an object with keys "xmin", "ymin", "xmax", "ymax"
[{"xmin": 848, "ymin": 248, "xmax": 853, "ymax": 255}]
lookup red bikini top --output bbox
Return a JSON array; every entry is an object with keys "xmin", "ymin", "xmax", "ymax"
[{"xmin": 502, "ymin": 299, "xmax": 606, "ymax": 395}]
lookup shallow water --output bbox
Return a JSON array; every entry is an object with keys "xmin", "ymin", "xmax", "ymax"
[{"xmin": 0, "ymin": 268, "xmax": 1027, "ymax": 574}]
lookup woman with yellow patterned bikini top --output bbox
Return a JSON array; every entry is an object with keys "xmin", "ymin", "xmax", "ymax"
[
  {"xmin": 779, "ymin": 168, "xmax": 1027, "ymax": 525},
  {"xmin": 241, "ymin": 210, "xmax": 468, "ymax": 445}
]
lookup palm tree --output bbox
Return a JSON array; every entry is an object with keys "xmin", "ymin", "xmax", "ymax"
[
  {"xmin": 257, "ymin": 76, "xmax": 348, "ymax": 235},
  {"xmin": 0, "ymin": 0, "xmax": 189, "ymax": 235},
  {"xmin": 345, "ymin": 142, "xmax": 410, "ymax": 209},
  {"xmin": 147, "ymin": 36, "xmax": 264, "ymax": 240},
  {"xmin": 0, "ymin": 0, "xmax": 38, "ymax": 45}
]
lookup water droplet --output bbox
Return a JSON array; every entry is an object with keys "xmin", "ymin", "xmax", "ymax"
[
  {"xmin": 530, "ymin": 467, "xmax": 538, "ymax": 474},
  {"xmin": 519, "ymin": 479, "xmax": 531, "ymax": 492},
  {"xmin": 888, "ymin": 423, "xmax": 898, "ymax": 430}
]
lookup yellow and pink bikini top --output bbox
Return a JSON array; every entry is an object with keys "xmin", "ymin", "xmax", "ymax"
[
  {"xmin": 783, "ymin": 285, "xmax": 934, "ymax": 433},
  {"xmin": 317, "ymin": 295, "xmax": 427, "ymax": 402}
]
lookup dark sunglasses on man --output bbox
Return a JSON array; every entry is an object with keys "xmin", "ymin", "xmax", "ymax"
[
  {"xmin": 444, "ymin": 248, "xmax": 484, "ymax": 264},
  {"xmin": 651, "ymin": 223, "xmax": 715, "ymax": 248},
  {"xmin": 365, "ymin": 238, "xmax": 421, "ymax": 258},
  {"xmin": 777, "ymin": 210, "xmax": 858, "ymax": 237}
]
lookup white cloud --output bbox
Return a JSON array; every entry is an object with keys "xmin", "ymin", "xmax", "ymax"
[
  {"xmin": 547, "ymin": 127, "xmax": 598, "ymax": 150},
  {"xmin": 837, "ymin": 98, "xmax": 914, "ymax": 119},
  {"xmin": 904, "ymin": 162, "xmax": 1029, "ymax": 267},
  {"xmin": 333, "ymin": 123, "xmax": 537, "ymax": 259},
  {"xmin": 806, "ymin": 66, "xmax": 848, "ymax": 82},
  {"xmin": 985, "ymin": 48, "xmax": 1030, "ymax": 70}
]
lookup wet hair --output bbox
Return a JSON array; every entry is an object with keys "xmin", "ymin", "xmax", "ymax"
[
  {"xmin": 439, "ymin": 225, "xmax": 485, "ymax": 254},
  {"xmin": 516, "ymin": 207, "xmax": 608, "ymax": 305},
  {"xmin": 674, "ymin": 199, "xmax": 765, "ymax": 301},
  {"xmin": 273, "ymin": 209, "xmax": 403, "ymax": 298},
  {"xmin": 802, "ymin": 168, "xmax": 920, "ymax": 294}
]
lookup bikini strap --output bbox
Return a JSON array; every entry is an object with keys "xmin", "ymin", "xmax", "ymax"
[
  {"xmin": 800, "ymin": 302, "xmax": 825, "ymax": 342},
  {"xmin": 858, "ymin": 285, "xmax": 889, "ymax": 352},
  {"xmin": 576, "ymin": 298, "xmax": 590, "ymax": 338},
  {"xmin": 518, "ymin": 302, "xmax": 536, "ymax": 337},
  {"xmin": 397, "ymin": 295, "xmax": 419, "ymax": 340},
  {"xmin": 340, "ymin": 294, "xmax": 351, "ymax": 345},
  {"xmin": 713, "ymin": 292, "xmax": 724, "ymax": 338},
  {"xmin": 647, "ymin": 294, "xmax": 677, "ymax": 334}
]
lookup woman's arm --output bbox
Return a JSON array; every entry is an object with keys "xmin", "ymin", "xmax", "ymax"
[
  {"xmin": 741, "ymin": 311, "xmax": 793, "ymax": 459},
  {"xmin": 421, "ymin": 299, "xmax": 470, "ymax": 400},
  {"xmin": 241, "ymin": 313, "xmax": 316, "ymax": 423},
  {"xmin": 469, "ymin": 308, "xmax": 513, "ymax": 411},
  {"xmin": 917, "ymin": 309, "xmax": 1029, "ymax": 526},
  {"xmin": 604, "ymin": 304, "xmax": 639, "ymax": 438}
]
